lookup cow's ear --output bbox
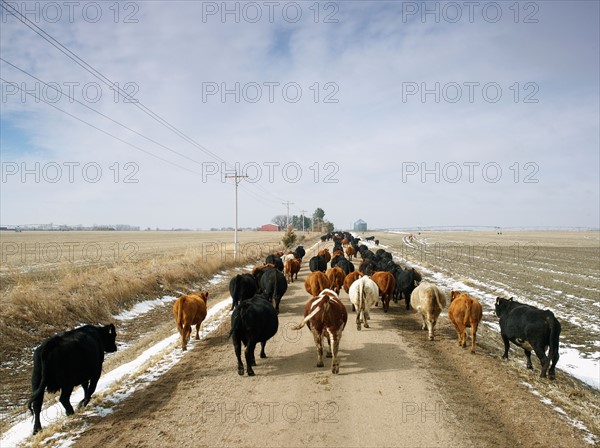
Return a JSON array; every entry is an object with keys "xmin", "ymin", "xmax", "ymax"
[
  {"xmin": 495, "ymin": 297, "xmax": 500, "ymax": 305},
  {"xmin": 509, "ymin": 297, "xmax": 514, "ymax": 302},
  {"xmin": 109, "ymin": 324, "xmax": 116, "ymax": 334}
]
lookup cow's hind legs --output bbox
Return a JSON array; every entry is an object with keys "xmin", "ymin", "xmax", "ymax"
[
  {"xmin": 79, "ymin": 374, "xmax": 100, "ymax": 408},
  {"xmin": 245, "ymin": 339, "xmax": 258, "ymax": 376},
  {"xmin": 523, "ymin": 349, "xmax": 534, "ymax": 370},
  {"xmin": 325, "ymin": 335, "xmax": 333, "ymax": 358},
  {"xmin": 363, "ymin": 310, "xmax": 370, "ymax": 328},
  {"xmin": 533, "ymin": 344, "xmax": 550, "ymax": 378},
  {"xmin": 233, "ymin": 336, "xmax": 244, "ymax": 376},
  {"xmin": 330, "ymin": 331, "xmax": 341, "ymax": 374},
  {"xmin": 312, "ymin": 329, "xmax": 324, "ymax": 367},
  {"xmin": 59, "ymin": 386, "xmax": 75, "ymax": 416},
  {"xmin": 260, "ymin": 341, "xmax": 267, "ymax": 358}
]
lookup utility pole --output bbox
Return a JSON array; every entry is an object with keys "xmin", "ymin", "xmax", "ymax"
[
  {"xmin": 282, "ymin": 201, "xmax": 294, "ymax": 229},
  {"xmin": 300, "ymin": 209, "xmax": 307, "ymax": 233},
  {"xmin": 225, "ymin": 171, "xmax": 248, "ymax": 260}
]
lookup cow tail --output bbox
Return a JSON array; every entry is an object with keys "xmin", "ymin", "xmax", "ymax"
[
  {"xmin": 228, "ymin": 304, "xmax": 244, "ymax": 339},
  {"xmin": 463, "ymin": 298, "xmax": 471, "ymax": 326},
  {"xmin": 27, "ymin": 352, "xmax": 48, "ymax": 415},
  {"xmin": 546, "ymin": 313, "xmax": 560, "ymax": 363},
  {"xmin": 177, "ymin": 296, "xmax": 186, "ymax": 334},
  {"xmin": 322, "ymin": 296, "xmax": 331, "ymax": 323},
  {"xmin": 434, "ymin": 287, "xmax": 445, "ymax": 311},
  {"xmin": 358, "ymin": 281, "xmax": 366, "ymax": 316}
]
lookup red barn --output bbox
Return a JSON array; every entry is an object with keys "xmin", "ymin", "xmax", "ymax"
[{"xmin": 260, "ymin": 224, "xmax": 280, "ymax": 231}]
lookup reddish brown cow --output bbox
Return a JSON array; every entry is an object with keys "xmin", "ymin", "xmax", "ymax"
[
  {"xmin": 304, "ymin": 271, "xmax": 331, "ymax": 296},
  {"xmin": 318, "ymin": 248, "xmax": 331, "ymax": 263},
  {"xmin": 343, "ymin": 271, "xmax": 363, "ymax": 295},
  {"xmin": 326, "ymin": 266, "xmax": 345, "ymax": 294},
  {"xmin": 449, "ymin": 291, "xmax": 483, "ymax": 353},
  {"xmin": 293, "ymin": 289, "xmax": 348, "ymax": 374},
  {"xmin": 341, "ymin": 237, "xmax": 349, "ymax": 247},
  {"xmin": 343, "ymin": 271, "xmax": 363, "ymax": 311},
  {"xmin": 285, "ymin": 258, "xmax": 301, "ymax": 283},
  {"xmin": 345, "ymin": 245, "xmax": 356, "ymax": 260},
  {"xmin": 371, "ymin": 271, "xmax": 396, "ymax": 312},
  {"xmin": 173, "ymin": 292, "xmax": 209, "ymax": 351}
]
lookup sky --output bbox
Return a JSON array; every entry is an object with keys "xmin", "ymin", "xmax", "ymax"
[{"xmin": 1, "ymin": 0, "xmax": 599, "ymax": 230}]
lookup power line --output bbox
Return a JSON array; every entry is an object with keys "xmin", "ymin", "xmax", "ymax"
[
  {"xmin": 2, "ymin": 2, "xmax": 290, "ymax": 208},
  {"xmin": 0, "ymin": 77, "xmax": 204, "ymax": 176}
]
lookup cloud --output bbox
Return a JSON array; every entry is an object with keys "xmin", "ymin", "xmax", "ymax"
[{"xmin": 1, "ymin": 0, "xmax": 598, "ymax": 229}]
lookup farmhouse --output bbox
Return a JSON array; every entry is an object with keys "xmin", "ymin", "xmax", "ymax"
[{"xmin": 260, "ymin": 224, "xmax": 280, "ymax": 231}]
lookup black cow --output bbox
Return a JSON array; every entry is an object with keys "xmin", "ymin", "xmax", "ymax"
[
  {"xmin": 258, "ymin": 268, "xmax": 288, "ymax": 313},
  {"xmin": 330, "ymin": 254, "xmax": 343, "ymax": 269},
  {"xmin": 27, "ymin": 324, "xmax": 117, "ymax": 434},
  {"xmin": 336, "ymin": 258, "xmax": 355, "ymax": 275},
  {"xmin": 229, "ymin": 273, "xmax": 258, "ymax": 310},
  {"xmin": 309, "ymin": 255, "xmax": 327, "ymax": 272},
  {"xmin": 495, "ymin": 297, "xmax": 561, "ymax": 379},
  {"xmin": 265, "ymin": 254, "xmax": 284, "ymax": 271},
  {"xmin": 365, "ymin": 236, "xmax": 375, "ymax": 242},
  {"xmin": 394, "ymin": 267, "xmax": 422, "ymax": 309},
  {"xmin": 230, "ymin": 295, "xmax": 279, "ymax": 376},
  {"xmin": 293, "ymin": 245, "xmax": 306, "ymax": 261},
  {"xmin": 359, "ymin": 258, "xmax": 377, "ymax": 276}
]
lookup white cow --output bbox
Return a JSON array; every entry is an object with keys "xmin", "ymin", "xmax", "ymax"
[
  {"xmin": 410, "ymin": 282, "xmax": 447, "ymax": 340},
  {"xmin": 282, "ymin": 253, "xmax": 295, "ymax": 264},
  {"xmin": 348, "ymin": 275, "xmax": 379, "ymax": 330}
]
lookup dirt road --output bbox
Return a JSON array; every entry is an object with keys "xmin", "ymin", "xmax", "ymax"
[{"xmin": 68, "ymin": 247, "xmax": 591, "ymax": 448}]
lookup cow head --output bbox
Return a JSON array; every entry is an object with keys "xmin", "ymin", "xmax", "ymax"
[
  {"xmin": 101, "ymin": 323, "xmax": 118, "ymax": 353},
  {"xmin": 450, "ymin": 290, "xmax": 460, "ymax": 302},
  {"xmin": 494, "ymin": 297, "xmax": 514, "ymax": 317}
]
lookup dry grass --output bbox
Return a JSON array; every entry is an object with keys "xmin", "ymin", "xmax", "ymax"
[{"xmin": 0, "ymin": 231, "xmax": 306, "ymax": 358}]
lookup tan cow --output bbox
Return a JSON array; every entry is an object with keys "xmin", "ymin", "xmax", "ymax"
[
  {"xmin": 345, "ymin": 245, "xmax": 356, "ymax": 260},
  {"xmin": 410, "ymin": 282, "xmax": 446, "ymax": 341},
  {"xmin": 304, "ymin": 271, "xmax": 331, "ymax": 296},
  {"xmin": 173, "ymin": 292, "xmax": 209, "ymax": 350},
  {"xmin": 449, "ymin": 291, "xmax": 483, "ymax": 353},
  {"xmin": 285, "ymin": 257, "xmax": 301, "ymax": 283}
]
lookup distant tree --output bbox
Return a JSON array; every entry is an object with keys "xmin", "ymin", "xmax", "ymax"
[{"xmin": 271, "ymin": 215, "xmax": 288, "ymax": 228}]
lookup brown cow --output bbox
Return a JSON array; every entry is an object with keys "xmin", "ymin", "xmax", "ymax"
[
  {"xmin": 173, "ymin": 292, "xmax": 209, "ymax": 351},
  {"xmin": 449, "ymin": 291, "xmax": 483, "ymax": 353},
  {"xmin": 341, "ymin": 237, "xmax": 349, "ymax": 247},
  {"xmin": 343, "ymin": 271, "xmax": 362, "ymax": 311},
  {"xmin": 285, "ymin": 258, "xmax": 301, "ymax": 283},
  {"xmin": 318, "ymin": 248, "xmax": 331, "ymax": 263},
  {"xmin": 304, "ymin": 271, "xmax": 331, "ymax": 296},
  {"xmin": 371, "ymin": 271, "xmax": 396, "ymax": 312},
  {"xmin": 293, "ymin": 289, "xmax": 348, "ymax": 374},
  {"xmin": 343, "ymin": 271, "xmax": 363, "ymax": 295},
  {"xmin": 345, "ymin": 245, "xmax": 356, "ymax": 260},
  {"xmin": 326, "ymin": 266, "xmax": 345, "ymax": 294}
]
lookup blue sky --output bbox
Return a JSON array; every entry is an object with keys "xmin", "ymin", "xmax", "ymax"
[{"xmin": 1, "ymin": 1, "xmax": 598, "ymax": 229}]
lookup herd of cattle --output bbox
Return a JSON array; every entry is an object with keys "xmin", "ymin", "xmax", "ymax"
[{"xmin": 25, "ymin": 232, "xmax": 562, "ymax": 435}]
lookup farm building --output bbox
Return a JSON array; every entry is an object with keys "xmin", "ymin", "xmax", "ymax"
[
  {"xmin": 260, "ymin": 224, "xmax": 280, "ymax": 231},
  {"xmin": 353, "ymin": 219, "xmax": 367, "ymax": 232}
]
